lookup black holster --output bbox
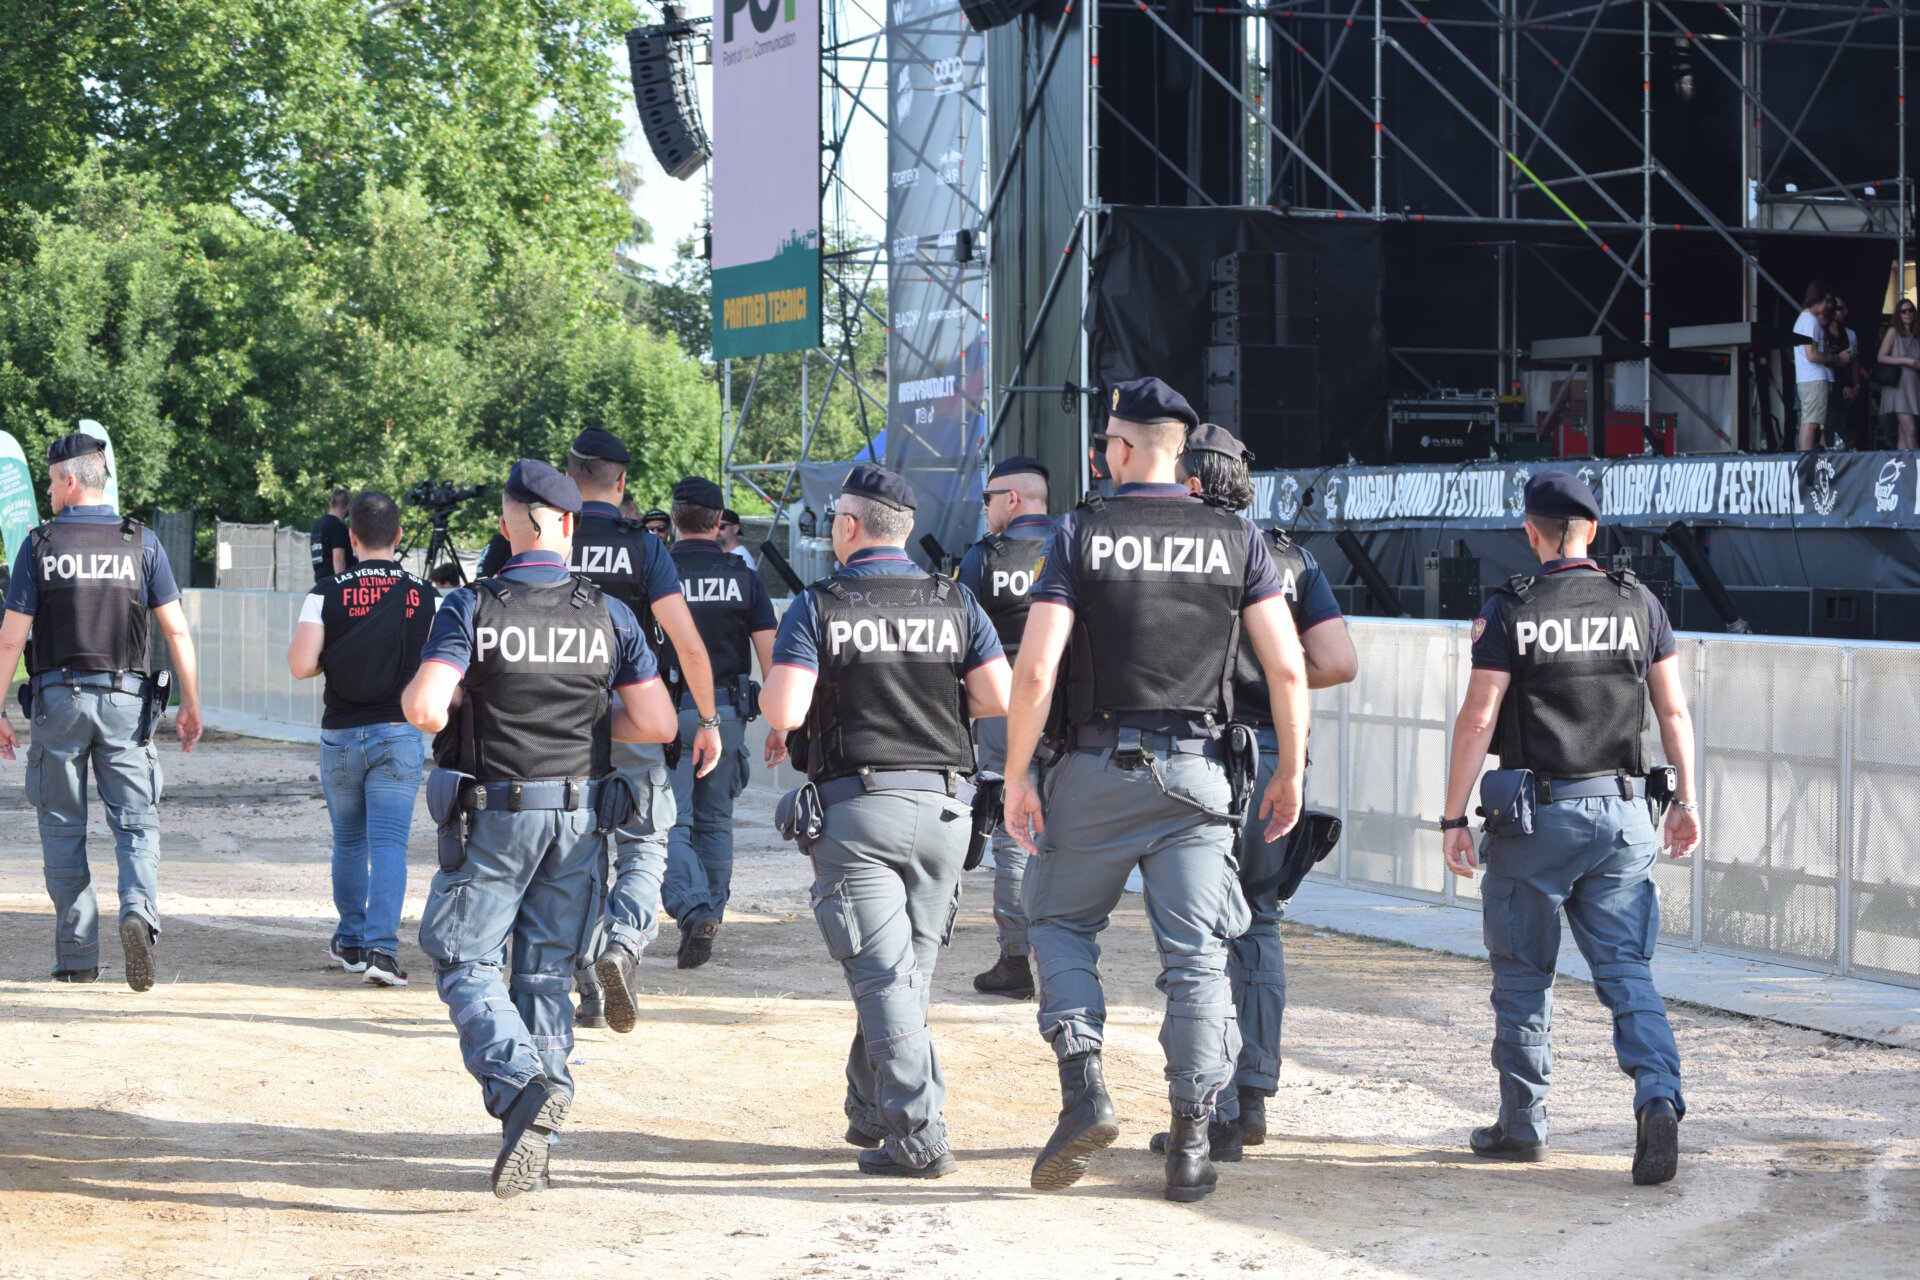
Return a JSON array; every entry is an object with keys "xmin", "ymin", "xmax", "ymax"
[
  {"xmin": 1256, "ymin": 811, "xmax": 1343, "ymax": 902},
  {"xmin": 1644, "ymin": 764, "xmax": 1678, "ymax": 821},
  {"xmin": 664, "ymin": 734, "xmax": 684, "ymax": 771},
  {"xmin": 594, "ymin": 772, "xmax": 640, "ymax": 835},
  {"xmin": 775, "ymin": 782, "xmax": 825, "ymax": 850},
  {"xmin": 134, "ymin": 670, "xmax": 171, "ymax": 746},
  {"xmin": 1223, "ymin": 723, "xmax": 1260, "ymax": 828},
  {"xmin": 16, "ymin": 680, "xmax": 32, "ymax": 721},
  {"xmin": 426, "ymin": 769, "xmax": 475, "ymax": 873},
  {"xmin": 966, "ymin": 771, "xmax": 1006, "ymax": 870}
]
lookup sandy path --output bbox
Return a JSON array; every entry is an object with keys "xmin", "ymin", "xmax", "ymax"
[{"xmin": 0, "ymin": 733, "xmax": 1915, "ymax": 1279}]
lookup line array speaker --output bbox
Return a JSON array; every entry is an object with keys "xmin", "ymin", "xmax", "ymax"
[
  {"xmin": 1203, "ymin": 343, "xmax": 1322, "ymax": 467},
  {"xmin": 627, "ymin": 14, "xmax": 710, "ymax": 181}
]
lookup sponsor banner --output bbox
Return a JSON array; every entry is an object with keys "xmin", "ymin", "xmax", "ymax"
[
  {"xmin": 0, "ymin": 431, "xmax": 42, "ymax": 573},
  {"xmin": 886, "ymin": 0, "xmax": 988, "ymax": 560},
  {"xmin": 1253, "ymin": 453, "xmax": 1920, "ymax": 531},
  {"xmin": 711, "ymin": 0, "xmax": 821, "ymax": 358}
]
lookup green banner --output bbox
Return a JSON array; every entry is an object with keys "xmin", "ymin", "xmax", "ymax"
[
  {"xmin": 711, "ymin": 240, "xmax": 822, "ymax": 359},
  {"xmin": 0, "ymin": 432, "xmax": 41, "ymax": 576},
  {"xmin": 76, "ymin": 419, "xmax": 121, "ymax": 512}
]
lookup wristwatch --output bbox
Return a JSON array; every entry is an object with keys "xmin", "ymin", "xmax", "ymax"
[
  {"xmin": 1438, "ymin": 815, "xmax": 1470, "ymax": 831},
  {"xmin": 698, "ymin": 714, "xmax": 722, "ymax": 730}
]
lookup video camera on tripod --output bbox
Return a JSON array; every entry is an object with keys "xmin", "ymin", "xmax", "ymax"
[{"xmin": 403, "ymin": 480, "xmax": 487, "ymax": 585}]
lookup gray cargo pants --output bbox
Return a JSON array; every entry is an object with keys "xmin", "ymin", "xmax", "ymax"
[
  {"xmin": 26, "ymin": 684, "xmax": 163, "ymax": 974},
  {"xmin": 806, "ymin": 787, "xmax": 971, "ymax": 1169},
  {"xmin": 1025, "ymin": 746, "xmax": 1252, "ymax": 1119},
  {"xmin": 970, "ymin": 716, "xmax": 1030, "ymax": 956},
  {"xmin": 584, "ymin": 738, "xmax": 674, "ymax": 973}
]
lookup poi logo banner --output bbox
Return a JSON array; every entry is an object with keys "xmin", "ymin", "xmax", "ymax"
[{"xmin": 0, "ymin": 431, "xmax": 42, "ymax": 574}]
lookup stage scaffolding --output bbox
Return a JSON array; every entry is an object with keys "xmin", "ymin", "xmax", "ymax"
[{"xmin": 987, "ymin": 0, "xmax": 1916, "ymax": 478}]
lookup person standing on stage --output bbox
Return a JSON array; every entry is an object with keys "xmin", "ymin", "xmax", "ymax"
[
  {"xmin": 1794, "ymin": 280, "xmax": 1850, "ymax": 451},
  {"xmin": 956, "ymin": 455, "xmax": 1054, "ymax": 1000},
  {"xmin": 658, "ymin": 477, "xmax": 781, "ymax": 968},
  {"xmin": 287, "ymin": 490, "xmax": 437, "ymax": 986},
  {"xmin": 1878, "ymin": 297, "xmax": 1920, "ymax": 451},
  {"xmin": 0, "ymin": 433, "xmax": 204, "ymax": 990},
  {"xmin": 1440, "ymin": 470, "xmax": 1697, "ymax": 1187}
]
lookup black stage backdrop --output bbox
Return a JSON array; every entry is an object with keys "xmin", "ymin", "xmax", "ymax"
[{"xmin": 1083, "ymin": 207, "xmax": 1388, "ymax": 462}]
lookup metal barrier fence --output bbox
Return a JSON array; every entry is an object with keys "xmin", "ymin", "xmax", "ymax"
[
  {"xmin": 1309, "ymin": 619, "xmax": 1920, "ymax": 990},
  {"xmin": 171, "ymin": 591, "xmax": 1920, "ymax": 990}
]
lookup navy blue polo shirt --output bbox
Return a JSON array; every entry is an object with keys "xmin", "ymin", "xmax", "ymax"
[
  {"xmin": 1470, "ymin": 558, "xmax": 1676, "ymax": 672},
  {"xmin": 1283, "ymin": 543, "xmax": 1343, "ymax": 634},
  {"xmin": 956, "ymin": 512, "xmax": 1058, "ymax": 599},
  {"xmin": 4, "ymin": 505, "xmax": 181, "ymax": 615},
  {"xmin": 420, "ymin": 550, "xmax": 656, "ymax": 687},
  {"xmin": 772, "ymin": 547, "xmax": 1005, "ymax": 673}
]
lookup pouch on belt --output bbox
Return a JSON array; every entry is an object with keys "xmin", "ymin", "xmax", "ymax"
[
  {"xmin": 1477, "ymin": 768, "xmax": 1536, "ymax": 837},
  {"xmin": 426, "ymin": 768, "xmax": 475, "ymax": 873},
  {"xmin": 966, "ymin": 771, "xmax": 1006, "ymax": 870},
  {"xmin": 775, "ymin": 782, "xmax": 825, "ymax": 849}
]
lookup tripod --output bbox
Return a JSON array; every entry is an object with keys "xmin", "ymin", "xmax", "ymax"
[{"xmin": 419, "ymin": 511, "xmax": 467, "ymax": 584}]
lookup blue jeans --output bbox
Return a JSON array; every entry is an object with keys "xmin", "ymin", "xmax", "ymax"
[
  {"xmin": 26, "ymin": 685, "xmax": 163, "ymax": 973},
  {"xmin": 662, "ymin": 705, "xmax": 751, "ymax": 928},
  {"xmin": 418, "ymin": 806, "xmax": 604, "ymax": 1118},
  {"xmin": 320, "ymin": 722, "xmax": 425, "ymax": 957},
  {"xmin": 1482, "ymin": 795, "xmax": 1687, "ymax": 1143}
]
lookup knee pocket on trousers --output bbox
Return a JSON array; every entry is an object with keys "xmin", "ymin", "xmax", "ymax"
[
  {"xmin": 23, "ymin": 743, "xmax": 43, "ymax": 809},
  {"xmin": 1482, "ymin": 876, "xmax": 1519, "ymax": 960},
  {"xmin": 811, "ymin": 876, "xmax": 862, "ymax": 961},
  {"xmin": 418, "ymin": 876, "xmax": 476, "ymax": 963}
]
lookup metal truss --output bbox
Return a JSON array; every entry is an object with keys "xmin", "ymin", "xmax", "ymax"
[{"xmin": 986, "ymin": 0, "xmax": 1912, "ymax": 453}]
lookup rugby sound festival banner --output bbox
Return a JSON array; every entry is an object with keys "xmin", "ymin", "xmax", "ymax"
[
  {"xmin": 711, "ymin": 0, "xmax": 821, "ymax": 358},
  {"xmin": 1251, "ymin": 452, "xmax": 1920, "ymax": 531}
]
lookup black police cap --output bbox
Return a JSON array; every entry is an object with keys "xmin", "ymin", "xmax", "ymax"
[
  {"xmin": 672, "ymin": 476, "xmax": 725, "ymax": 509},
  {"xmin": 988, "ymin": 455, "xmax": 1049, "ymax": 483},
  {"xmin": 1107, "ymin": 376, "xmax": 1198, "ymax": 428},
  {"xmin": 1184, "ymin": 423, "xmax": 1252, "ymax": 463},
  {"xmin": 503, "ymin": 459, "xmax": 582, "ymax": 513},
  {"xmin": 569, "ymin": 427, "xmax": 630, "ymax": 465},
  {"xmin": 841, "ymin": 462, "xmax": 917, "ymax": 512},
  {"xmin": 1524, "ymin": 470, "xmax": 1602, "ymax": 522},
  {"xmin": 47, "ymin": 433, "xmax": 107, "ymax": 466}
]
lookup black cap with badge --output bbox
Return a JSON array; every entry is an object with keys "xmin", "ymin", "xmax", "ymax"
[
  {"xmin": 503, "ymin": 459, "xmax": 582, "ymax": 514},
  {"xmin": 840, "ymin": 462, "xmax": 917, "ymax": 512},
  {"xmin": 1523, "ymin": 470, "xmax": 1602, "ymax": 523},
  {"xmin": 1107, "ymin": 376, "xmax": 1199, "ymax": 428},
  {"xmin": 988, "ymin": 455, "xmax": 1049, "ymax": 483},
  {"xmin": 672, "ymin": 476, "xmax": 725, "ymax": 509},
  {"xmin": 569, "ymin": 427, "xmax": 630, "ymax": 465}
]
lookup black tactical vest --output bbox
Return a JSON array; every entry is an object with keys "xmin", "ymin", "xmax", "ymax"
[
  {"xmin": 1232, "ymin": 529, "xmax": 1314, "ymax": 726},
  {"xmin": 973, "ymin": 530, "xmax": 1049, "ymax": 659},
  {"xmin": 666, "ymin": 544, "xmax": 759, "ymax": 684},
  {"xmin": 456, "ymin": 575, "xmax": 616, "ymax": 782},
  {"xmin": 801, "ymin": 572, "xmax": 975, "ymax": 783},
  {"xmin": 567, "ymin": 512, "xmax": 661, "ymax": 650},
  {"xmin": 28, "ymin": 517, "xmax": 150, "ymax": 675},
  {"xmin": 1492, "ymin": 566, "xmax": 1652, "ymax": 779},
  {"xmin": 1064, "ymin": 496, "xmax": 1249, "ymax": 726}
]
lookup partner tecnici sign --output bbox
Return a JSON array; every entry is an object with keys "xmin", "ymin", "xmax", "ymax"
[{"xmin": 711, "ymin": 0, "xmax": 821, "ymax": 358}]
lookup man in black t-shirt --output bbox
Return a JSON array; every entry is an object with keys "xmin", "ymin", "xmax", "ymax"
[
  {"xmin": 311, "ymin": 488, "xmax": 358, "ymax": 582},
  {"xmin": 288, "ymin": 491, "xmax": 436, "ymax": 986}
]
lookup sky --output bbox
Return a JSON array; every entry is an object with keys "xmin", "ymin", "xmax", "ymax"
[{"xmin": 611, "ymin": 9, "xmax": 889, "ymax": 279}]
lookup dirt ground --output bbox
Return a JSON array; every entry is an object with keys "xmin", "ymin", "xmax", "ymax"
[{"xmin": 1, "ymin": 732, "xmax": 1916, "ymax": 1280}]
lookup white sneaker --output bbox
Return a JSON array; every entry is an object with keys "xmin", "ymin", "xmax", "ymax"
[{"xmin": 363, "ymin": 951, "xmax": 409, "ymax": 986}]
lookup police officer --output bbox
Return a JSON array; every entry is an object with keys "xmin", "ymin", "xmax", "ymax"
[
  {"xmin": 761, "ymin": 464, "xmax": 1011, "ymax": 1178},
  {"xmin": 1001, "ymin": 378, "xmax": 1310, "ymax": 1204},
  {"xmin": 658, "ymin": 476, "xmax": 781, "ymax": 968},
  {"xmin": 1440, "ymin": 470, "xmax": 1698, "ymax": 1187},
  {"xmin": 402, "ymin": 460, "xmax": 679, "ymax": 1198},
  {"xmin": 1148, "ymin": 424, "xmax": 1356, "ymax": 1161},
  {"xmin": 956, "ymin": 455, "xmax": 1054, "ymax": 999},
  {"xmin": 547, "ymin": 429, "xmax": 723, "ymax": 1034},
  {"xmin": 0, "ymin": 433, "xmax": 204, "ymax": 990}
]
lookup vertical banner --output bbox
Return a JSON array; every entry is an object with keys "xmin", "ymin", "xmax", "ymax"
[
  {"xmin": 886, "ymin": 0, "xmax": 988, "ymax": 562},
  {"xmin": 76, "ymin": 418, "xmax": 121, "ymax": 513},
  {"xmin": 711, "ymin": 0, "xmax": 822, "ymax": 358},
  {"xmin": 0, "ymin": 431, "xmax": 41, "ymax": 577}
]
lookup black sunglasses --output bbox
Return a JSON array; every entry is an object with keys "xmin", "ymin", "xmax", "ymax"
[{"xmin": 981, "ymin": 487, "xmax": 1013, "ymax": 504}]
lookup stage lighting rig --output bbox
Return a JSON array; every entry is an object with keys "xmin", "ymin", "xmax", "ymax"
[{"xmin": 628, "ymin": 4, "xmax": 711, "ymax": 180}]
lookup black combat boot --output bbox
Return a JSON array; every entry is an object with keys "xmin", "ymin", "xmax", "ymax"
[
  {"xmin": 1238, "ymin": 1088, "xmax": 1268, "ymax": 1145},
  {"xmin": 1470, "ymin": 1121, "xmax": 1549, "ymax": 1162},
  {"xmin": 1149, "ymin": 1121, "xmax": 1242, "ymax": 1162},
  {"xmin": 493, "ymin": 1076, "xmax": 569, "ymax": 1200},
  {"xmin": 972, "ymin": 950, "xmax": 1035, "ymax": 998},
  {"xmin": 1030, "ymin": 1051, "xmax": 1120, "ymax": 1191},
  {"xmin": 678, "ymin": 918, "xmax": 720, "ymax": 969},
  {"xmin": 1632, "ymin": 1098, "xmax": 1679, "ymax": 1186},
  {"xmin": 120, "ymin": 917, "xmax": 155, "ymax": 993},
  {"xmin": 593, "ymin": 940, "xmax": 642, "ymax": 1034},
  {"xmin": 575, "ymin": 977, "xmax": 608, "ymax": 1030},
  {"xmin": 1163, "ymin": 1111, "xmax": 1219, "ymax": 1203}
]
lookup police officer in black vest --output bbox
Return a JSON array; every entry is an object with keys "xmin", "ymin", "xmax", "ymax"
[
  {"xmin": 761, "ymin": 464, "xmax": 1011, "ymax": 1178},
  {"xmin": 1441, "ymin": 470, "xmax": 1699, "ymax": 1187},
  {"xmin": 1146, "ymin": 424, "xmax": 1356, "ymax": 1162},
  {"xmin": 956, "ymin": 455, "xmax": 1054, "ymax": 999},
  {"xmin": 0, "ymin": 433, "xmax": 204, "ymax": 991},
  {"xmin": 402, "ymin": 459, "xmax": 679, "ymax": 1198},
  {"xmin": 657, "ymin": 475, "xmax": 781, "ymax": 967},
  {"xmin": 1001, "ymin": 378, "xmax": 1311, "ymax": 1204}
]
